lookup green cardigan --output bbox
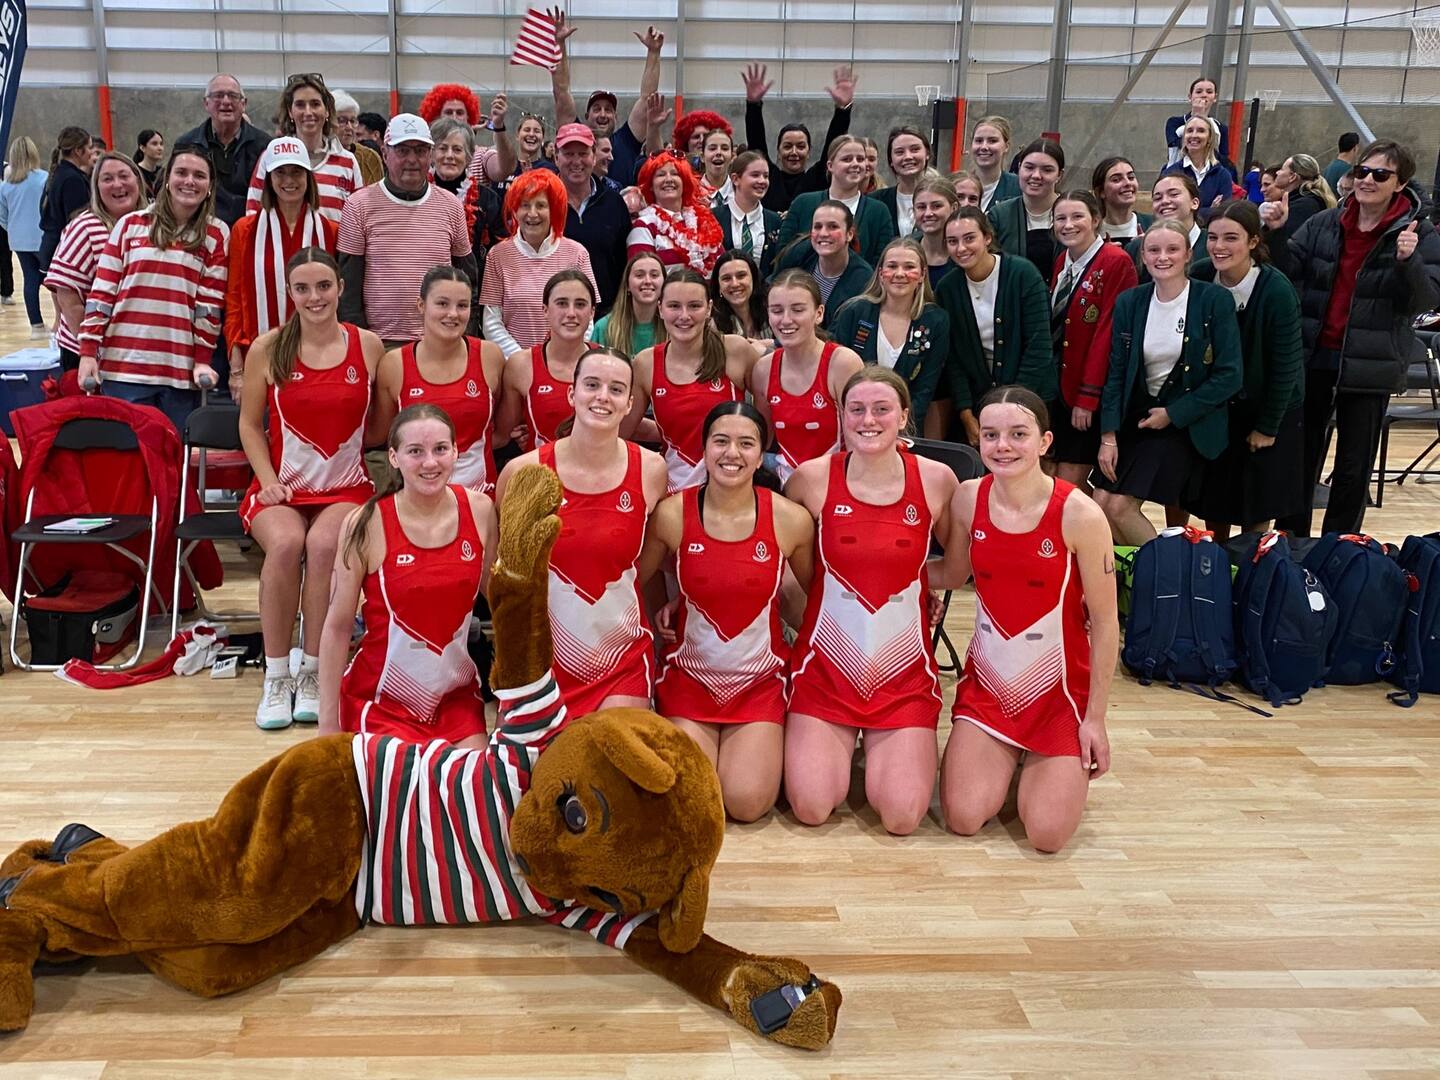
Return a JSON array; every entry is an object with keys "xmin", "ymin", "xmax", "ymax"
[
  {"xmin": 986, "ymin": 196, "xmax": 1040, "ymax": 260},
  {"xmin": 774, "ymin": 243, "xmax": 874, "ymax": 329},
  {"xmin": 984, "ymin": 171, "xmax": 1022, "ymax": 208},
  {"xmin": 827, "ymin": 299, "xmax": 950, "ymax": 424},
  {"xmin": 1190, "ymin": 260, "xmax": 1306, "ymax": 436},
  {"xmin": 934, "ymin": 254, "xmax": 1054, "ymax": 410},
  {"xmin": 1099, "ymin": 279, "xmax": 1244, "ymax": 461},
  {"xmin": 776, "ymin": 190, "xmax": 898, "ymax": 268}
]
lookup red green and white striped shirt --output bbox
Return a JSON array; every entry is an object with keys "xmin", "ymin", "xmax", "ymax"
[{"xmin": 351, "ymin": 670, "xmax": 651, "ymax": 947}]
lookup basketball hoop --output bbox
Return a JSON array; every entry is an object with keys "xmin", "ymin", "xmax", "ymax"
[
  {"xmin": 1259, "ymin": 89, "xmax": 1282, "ymax": 112},
  {"xmin": 915, "ymin": 85, "xmax": 941, "ymax": 108},
  {"xmin": 1412, "ymin": 15, "xmax": 1440, "ymax": 65}
]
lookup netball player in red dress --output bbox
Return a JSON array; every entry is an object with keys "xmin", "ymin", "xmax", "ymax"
[
  {"xmin": 934, "ymin": 386, "xmax": 1117, "ymax": 853},
  {"xmin": 317, "ymin": 404, "xmax": 497, "ymax": 748},
  {"xmin": 749, "ymin": 270, "xmax": 864, "ymax": 484},
  {"xmin": 238, "ymin": 247, "xmax": 384, "ymax": 731},
  {"xmin": 625, "ymin": 269, "xmax": 757, "ymax": 493},
  {"xmin": 495, "ymin": 348, "xmax": 669, "ymax": 717},
  {"xmin": 637, "ymin": 401, "xmax": 816, "ymax": 821},
  {"xmin": 783, "ymin": 368, "xmax": 960, "ymax": 836},
  {"xmin": 369, "ymin": 266, "xmax": 505, "ymax": 494},
  {"xmin": 494, "ymin": 270, "xmax": 597, "ymax": 450}
]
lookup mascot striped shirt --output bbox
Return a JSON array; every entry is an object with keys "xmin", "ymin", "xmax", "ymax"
[{"xmin": 350, "ymin": 671, "xmax": 651, "ymax": 947}]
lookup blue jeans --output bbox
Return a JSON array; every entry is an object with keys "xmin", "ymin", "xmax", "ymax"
[
  {"xmin": 102, "ymin": 379, "xmax": 198, "ymax": 434},
  {"xmin": 16, "ymin": 250, "xmax": 42, "ymax": 327}
]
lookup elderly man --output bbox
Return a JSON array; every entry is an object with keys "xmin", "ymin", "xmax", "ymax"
[
  {"xmin": 550, "ymin": 123, "xmax": 630, "ymax": 315},
  {"xmin": 337, "ymin": 114, "xmax": 478, "ymax": 347},
  {"xmin": 177, "ymin": 73, "xmax": 268, "ymax": 225},
  {"xmin": 331, "ymin": 89, "xmax": 384, "ymax": 187}
]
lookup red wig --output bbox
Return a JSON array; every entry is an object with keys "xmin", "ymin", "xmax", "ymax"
[
  {"xmin": 638, "ymin": 151, "xmax": 705, "ymax": 210},
  {"xmin": 502, "ymin": 168, "xmax": 568, "ymax": 241},
  {"xmin": 418, "ymin": 83, "xmax": 481, "ymax": 126},
  {"xmin": 672, "ymin": 110, "xmax": 732, "ymax": 153}
]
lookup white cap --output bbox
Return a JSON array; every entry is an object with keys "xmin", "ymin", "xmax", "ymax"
[
  {"xmin": 385, "ymin": 113, "xmax": 434, "ymax": 147},
  {"xmin": 259, "ymin": 137, "xmax": 311, "ymax": 175}
]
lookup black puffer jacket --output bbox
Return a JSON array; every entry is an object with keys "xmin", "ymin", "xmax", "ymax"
[{"xmin": 1284, "ymin": 185, "xmax": 1440, "ymax": 393}]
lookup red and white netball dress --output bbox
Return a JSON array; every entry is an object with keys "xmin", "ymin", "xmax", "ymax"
[
  {"xmin": 656, "ymin": 486, "xmax": 788, "ymax": 724},
  {"xmin": 951, "ymin": 475, "xmax": 1090, "ymax": 758},
  {"xmin": 340, "ymin": 485, "xmax": 486, "ymax": 743},
  {"xmin": 239, "ymin": 324, "xmax": 373, "ymax": 529},
  {"xmin": 650, "ymin": 342, "xmax": 742, "ymax": 492},
  {"xmin": 788, "ymin": 452, "xmax": 942, "ymax": 728},
  {"xmin": 539, "ymin": 441, "xmax": 653, "ymax": 715},
  {"xmin": 398, "ymin": 338, "xmax": 496, "ymax": 494},
  {"xmin": 767, "ymin": 342, "xmax": 841, "ymax": 483},
  {"xmin": 526, "ymin": 343, "xmax": 575, "ymax": 448}
]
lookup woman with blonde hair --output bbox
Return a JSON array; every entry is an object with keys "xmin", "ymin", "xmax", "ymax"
[
  {"xmin": 0, "ymin": 136, "xmax": 50, "ymax": 337},
  {"xmin": 43, "ymin": 151, "xmax": 147, "ymax": 369},
  {"xmin": 949, "ymin": 169, "xmax": 983, "ymax": 209},
  {"xmin": 1161, "ymin": 115, "xmax": 1235, "ymax": 215},
  {"xmin": 829, "ymin": 237, "xmax": 951, "ymax": 434},
  {"xmin": 594, "ymin": 251, "xmax": 665, "ymax": 358},
  {"xmin": 1258, "ymin": 152, "xmax": 1337, "ymax": 252},
  {"xmin": 970, "ymin": 116, "xmax": 1020, "ymax": 211},
  {"xmin": 244, "ymin": 73, "xmax": 362, "ymax": 223},
  {"xmin": 913, "ymin": 175, "xmax": 961, "ymax": 288}
]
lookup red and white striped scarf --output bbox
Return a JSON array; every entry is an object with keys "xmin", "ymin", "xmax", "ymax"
[{"xmin": 252, "ymin": 208, "xmax": 321, "ymax": 335}]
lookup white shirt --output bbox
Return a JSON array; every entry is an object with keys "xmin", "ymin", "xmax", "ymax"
[
  {"xmin": 839, "ymin": 192, "xmax": 861, "ymax": 217},
  {"xmin": 968, "ymin": 254, "xmax": 1002, "ymax": 361},
  {"xmin": 1222, "ymin": 264, "xmax": 1261, "ymax": 312},
  {"xmin": 1144, "ymin": 284, "xmax": 1190, "ymax": 396},
  {"xmin": 727, "ymin": 197, "xmax": 767, "ymax": 265},
  {"xmin": 1053, "ymin": 237, "xmax": 1104, "ymax": 306},
  {"xmin": 1188, "ymin": 223, "xmax": 1203, "ymax": 250},
  {"xmin": 1026, "ymin": 208, "xmax": 1053, "ymax": 232},
  {"xmin": 1102, "ymin": 214, "xmax": 1141, "ymax": 240},
  {"xmin": 875, "ymin": 320, "xmax": 904, "ymax": 370},
  {"xmin": 896, "ymin": 191, "xmax": 915, "ymax": 237},
  {"xmin": 981, "ymin": 179, "xmax": 999, "ymax": 211}
]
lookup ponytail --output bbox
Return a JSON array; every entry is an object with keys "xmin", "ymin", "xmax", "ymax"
[
  {"xmin": 270, "ymin": 247, "xmax": 341, "ymax": 385},
  {"xmin": 662, "ymin": 268, "xmax": 727, "ymax": 382},
  {"xmin": 341, "ymin": 404, "xmax": 456, "ymax": 570}
]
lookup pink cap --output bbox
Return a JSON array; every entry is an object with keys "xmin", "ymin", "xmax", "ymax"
[{"xmin": 555, "ymin": 122, "xmax": 595, "ymax": 148}]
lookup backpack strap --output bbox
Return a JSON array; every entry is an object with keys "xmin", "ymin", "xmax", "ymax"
[
  {"xmin": 1189, "ymin": 541, "xmax": 1234, "ymax": 686},
  {"xmin": 1239, "ymin": 543, "xmax": 1283, "ymax": 706},
  {"xmin": 1388, "ymin": 543, "xmax": 1437, "ymax": 707},
  {"xmin": 1150, "ymin": 540, "xmax": 1187, "ymax": 685}
]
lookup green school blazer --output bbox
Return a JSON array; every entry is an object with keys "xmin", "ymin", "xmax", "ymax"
[
  {"xmin": 933, "ymin": 254, "xmax": 1054, "ymax": 410},
  {"xmin": 1099, "ymin": 279, "xmax": 1244, "ymax": 460},
  {"xmin": 827, "ymin": 299, "xmax": 950, "ymax": 424},
  {"xmin": 775, "ymin": 190, "xmax": 898, "ymax": 268}
]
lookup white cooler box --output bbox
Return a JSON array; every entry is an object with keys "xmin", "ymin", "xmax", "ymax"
[{"xmin": 0, "ymin": 347, "xmax": 62, "ymax": 436}]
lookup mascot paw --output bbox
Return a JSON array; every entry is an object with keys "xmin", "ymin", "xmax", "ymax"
[
  {"xmin": 494, "ymin": 465, "xmax": 563, "ymax": 588},
  {"xmin": 723, "ymin": 957, "xmax": 842, "ymax": 1051}
]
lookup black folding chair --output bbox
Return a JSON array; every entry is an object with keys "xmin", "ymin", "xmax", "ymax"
[
  {"xmin": 9, "ymin": 417, "xmax": 159, "ymax": 671},
  {"xmin": 171, "ymin": 403, "xmax": 256, "ymax": 638},
  {"xmin": 907, "ymin": 437, "xmax": 985, "ymax": 674},
  {"xmin": 1375, "ymin": 332, "xmax": 1440, "ymax": 507}
]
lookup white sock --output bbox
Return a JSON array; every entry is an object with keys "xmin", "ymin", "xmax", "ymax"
[
  {"xmin": 265, "ymin": 656, "xmax": 290, "ymax": 679},
  {"xmin": 298, "ymin": 654, "xmax": 319, "ymax": 676}
]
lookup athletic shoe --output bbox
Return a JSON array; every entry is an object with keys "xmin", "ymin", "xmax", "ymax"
[
  {"xmin": 255, "ymin": 675, "xmax": 295, "ymax": 730},
  {"xmin": 0, "ymin": 296, "xmax": 13, "ymax": 305},
  {"xmin": 29, "ymin": 325, "xmax": 46, "ymax": 340},
  {"xmin": 292, "ymin": 670, "xmax": 321, "ymax": 724}
]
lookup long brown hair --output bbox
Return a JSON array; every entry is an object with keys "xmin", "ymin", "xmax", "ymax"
[
  {"xmin": 604, "ymin": 251, "xmax": 667, "ymax": 356},
  {"xmin": 660, "ymin": 268, "xmax": 727, "ymax": 382},
  {"xmin": 341, "ymin": 404, "xmax": 457, "ymax": 570},
  {"xmin": 275, "ymin": 74, "xmax": 336, "ymax": 143},
  {"xmin": 149, "ymin": 145, "xmax": 217, "ymax": 251},
  {"xmin": 271, "ymin": 247, "xmax": 341, "ymax": 384}
]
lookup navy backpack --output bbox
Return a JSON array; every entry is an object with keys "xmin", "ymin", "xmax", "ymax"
[
  {"xmin": 1231, "ymin": 531, "xmax": 1338, "ymax": 707},
  {"xmin": 1301, "ymin": 534, "xmax": 1408, "ymax": 684},
  {"xmin": 1123, "ymin": 528, "xmax": 1236, "ymax": 689},
  {"xmin": 1389, "ymin": 533, "xmax": 1440, "ymax": 707}
]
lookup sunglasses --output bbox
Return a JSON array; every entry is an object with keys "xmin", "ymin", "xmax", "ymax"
[
  {"xmin": 1351, "ymin": 164, "xmax": 1396, "ymax": 183},
  {"xmin": 286, "ymin": 72, "xmax": 326, "ymax": 88}
]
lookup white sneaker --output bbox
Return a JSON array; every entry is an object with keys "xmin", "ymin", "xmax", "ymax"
[
  {"xmin": 292, "ymin": 670, "xmax": 321, "ymax": 724},
  {"xmin": 1, "ymin": 295, "xmax": 14, "ymax": 305},
  {"xmin": 255, "ymin": 675, "xmax": 295, "ymax": 730},
  {"xmin": 29, "ymin": 325, "xmax": 47, "ymax": 340}
]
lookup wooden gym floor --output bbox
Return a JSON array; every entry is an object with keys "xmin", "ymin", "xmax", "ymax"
[{"xmin": 2, "ymin": 286, "xmax": 1438, "ymax": 1079}]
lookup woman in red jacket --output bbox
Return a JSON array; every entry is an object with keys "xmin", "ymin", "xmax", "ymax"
[{"xmin": 1047, "ymin": 190, "xmax": 1137, "ymax": 489}]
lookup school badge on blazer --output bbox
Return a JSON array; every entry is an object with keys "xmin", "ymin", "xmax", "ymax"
[{"xmin": 1083, "ymin": 304, "xmax": 1099, "ymax": 324}]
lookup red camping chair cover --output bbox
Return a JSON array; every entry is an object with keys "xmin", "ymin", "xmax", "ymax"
[
  {"xmin": 0, "ymin": 436, "xmax": 19, "ymax": 602},
  {"xmin": 9, "ymin": 396, "xmax": 223, "ymax": 612}
]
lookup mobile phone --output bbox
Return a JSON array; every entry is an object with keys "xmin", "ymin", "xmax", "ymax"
[{"xmin": 749, "ymin": 975, "xmax": 820, "ymax": 1035}]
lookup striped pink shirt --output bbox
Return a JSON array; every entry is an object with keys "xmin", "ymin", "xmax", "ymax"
[
  {"xmin": 466, "ymin": 146, "xmax": 505, "ymax": 184},
  {"xmin": 246, "ymin": 142, "xmax": 364, "ymax": 225},
  {"xmin": 43, "ymin": 211, "xmax": 111, "ymax": 353},
  {"xmin": 79, "ymin": 209, "xmax": 230, "ymax": 389},
  {"xmin": 477, "ymin": 236, "xmax": 597, "ymax": 351},
  {"xmin": 337, "ymin": 182, "xmax": 472, "ymax": 343}
]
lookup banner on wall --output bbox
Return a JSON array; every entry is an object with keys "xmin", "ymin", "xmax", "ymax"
[{"xmin": 0, "ymin": 0, "xmax": 25, "ymax": 159}]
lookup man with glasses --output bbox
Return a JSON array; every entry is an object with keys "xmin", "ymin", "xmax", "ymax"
[
  {"xmin": 337, "ymin": 113, "xmax": 478, "ymax": 347},
  {"xmin": 178, "ymin": 73, "xmax": 267, "ymax": 225},
  {"xmin": 1267, "ymin": 139, "xmax": 1440, "ymax": 535}
]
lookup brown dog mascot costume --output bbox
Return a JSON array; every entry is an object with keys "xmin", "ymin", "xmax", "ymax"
[{"xmin": 0, "ymin": 465, "xmax": 841, "ymax": 1049}]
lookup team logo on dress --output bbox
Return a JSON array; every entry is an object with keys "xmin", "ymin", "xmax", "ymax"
[
  {"xmin": 833, "ymin": 504, "xmax": 853, "ymax": 516},
  {"xmin": 710, "ymin": 378, "xmax": 724, "ymax": 391},
  {"xmin": 1038, "ymin": 538, "xmax": 1057, "ymax": 558},
  {"xmin": 395, "ymin": 553, "xmax": 415, "ymax": 566},
  {"xmin": 460, "ymin": 540, "xmax": 476, "ymax": 562},
  {"xmin": 687, "ymin": 542, "xmax": 705, "ymax": 554},
  {"xmin": 345, "ymin": 366, "xmax": 359, "ymax": 384},
  {"xmin": 903, "ymin": 503, "xmax": 919, "ymax": 526},
  {"xmin": 408, "ymin": 387, "xmax": 425, "ymax": 397},
  {"xmin": 973, "ymin": 528, "xmax": 987, "ymax": 541},
  {"xmin": 537, "ymin": 383, "xmax": 554, "ymax": 394},
  {"xmin": 753, "ymin": 540, "xmax": 769, "ymax": 563},
  {"xmin": 618, "ymin": 491, "xmax": 633, "ymax": 513},
  {"xmin": 654, "ymin": 386, "xmax": 667, "ymax": 397},
  {"xmin": 812, "ymin": 391, "xmax": 827, "ymax": 409},
  {"xmin": 464, "ymin": 379, "xmax": 480, "ymax": 398}
]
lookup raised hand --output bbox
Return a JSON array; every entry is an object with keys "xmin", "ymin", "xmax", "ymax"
[
  {"xmin": 645, "ymin": 90, "xmax": 671, "ymax": 129},
  {"xmin": 1260, "ymin": 188, "xmax": 1289, "ymax": 230},
  {"xmin": 826, "ymin": 64, "xmax": 857, "ymax": 108},
  {"xmin": 741, "ymin": 63, "xmax": 773, "ymax": 104},
  {"xmin": 489, "ymin": 93, "xmax": 508, "ymax": 129},
  {"xmin": 549, "ymin": 6, "xmax": 576, "ymax": 46},
  {"xmin": 1396, "ymin": 220, "xmax": 1420, "ymax": 261},
  {"xmin": 635, "ymin": 25, "xmax": 664, "ymax": 52}
]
